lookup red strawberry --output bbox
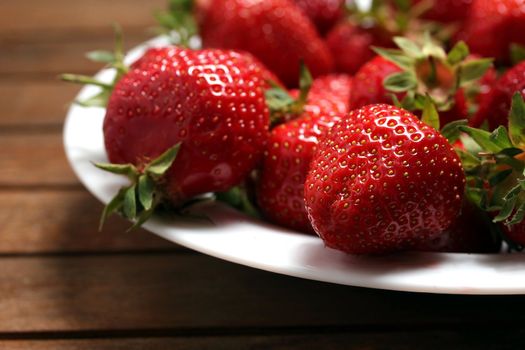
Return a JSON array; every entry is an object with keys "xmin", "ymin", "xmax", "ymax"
[
  {"xmin": 132, "ymin": 47, "xmax": 282, "ymax": 87},
  {"xmin": 304, "ymin": 104, "xmax": 465, "ymax": 254},
  {"xmin": 196, "ymin": 0, "xmax": 334, "ymax": 87},
  {"xmin": 416, "ymin": 202, "xmax": 501, "ymax": 253},
  {"xmin": 349, "ymin": 55, "xmax": 402, "ymax": 109},
  {"xmin": 326, "ymin": 21, "xmax": 394, "ymax": 75},
  {"xmin": 456, "ymin": 0, "xmax": 525, "ymax": 62},
  {"xmin": 298, "ymin": 74, "xmax": 352, "ymax": 113},
  {"xmin": 102, "ymin": 47, "xmax": 270, "ymax": 219},
  {"xmin": 503, "ymin": 222, "xmax": 525, "ymax": 246},
  {"xmin": 413, "ymin": 0, "xmax": 473, "ymax": 23},
  {"xmin": 257, "ymin": 75, "xmax": 351, "ymax": 232},
  {"xmin": 470, "ymin": 61, "xmax": 525, "ymax": 129},
  {"xmin": 294, "ymin": 0, "xmax": 345, "ymax": 35}
]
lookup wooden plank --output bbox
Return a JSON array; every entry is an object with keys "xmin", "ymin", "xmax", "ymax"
[
  {"xmin": 0, "ymin": 0, "xmax": 164, "ymax": 34},
  {"xmin": 1, "ymin": 34, "xmax": 152, "ymax": 78},
  {"xmin": 0, "ymin": 82, "xmax": 78, "ymax": 127},
  {"xmin": 2, "ymin": 331, "xmax": 524, "ymax": 350},
  {"xmin": 0, "ymin": 134, "xmax": 78, "ymax": 186},
  {"xmin": 1, "ymin": 254, "xmax": 525, "ymax": 332},
  {"xmin": 0, "ymin": 190, "xmax": 176, "ymax": 254}
]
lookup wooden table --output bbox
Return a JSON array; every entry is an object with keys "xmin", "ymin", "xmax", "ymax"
[{"xmin": 2, "ymin": 1, "xmax": 525, "ymax": 348}]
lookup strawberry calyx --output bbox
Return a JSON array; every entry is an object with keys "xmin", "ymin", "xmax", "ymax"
[
  {"xmin": 154, "ymin": 0, "xmax": 198, "ymax": 48},
  {"xmin": 61, "ymin": 24, "xmax": 128, "ymax": 108},
  {"xmin": 374, "ymin": 35, "xmax": 493, "ymax": 119},
  {"xmin": 265, "ymin": 63, "xmax": 313, "ymax": 127},
  {"xmin": 510, "ymin": 43, "xmax": 525, "ymax": 66},
  {"xmin": 346, "ymin": 0, "xmax": 422, "ymax": 40},
  {"xmin": 95, "ymin": 144, "xmax": 181, "ymax": 230},
  {"xmin": 453, "ymin": 93, "xmax": 525, "ymax": 248},
  {"xmin": 215, "ymin": 184, "xmax": 261, "ymax": 219}
]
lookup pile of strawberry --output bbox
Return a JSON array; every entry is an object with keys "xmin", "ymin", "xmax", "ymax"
[{"xmin": 64, "ymin": 0, "xmax": 525, "ymax": 255}]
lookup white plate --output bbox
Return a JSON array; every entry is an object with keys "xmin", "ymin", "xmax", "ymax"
[{"xmin": 63, "ymin": 37, "xmax": 525, "ymax": 295}]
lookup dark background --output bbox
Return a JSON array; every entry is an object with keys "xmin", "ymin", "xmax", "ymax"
[{"xmin": 1, "ymin": 1, "xmax": 524, "ymax": 348}]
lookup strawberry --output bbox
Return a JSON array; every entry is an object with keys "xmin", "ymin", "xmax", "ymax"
[
  {"xmin": 413, "ymin": 0, "xmax": 473, "ymax": 23},
  {"xmin": 304, "ymin": 104, "xmax": 465, "ymax": 254},
  {"xmin": 503, "ymin": 222, "xmax": 525, "ymax": 247},
  {"xmin": 456, "ymin": 0, "xmax": 525, "ymax": 62},
  {"xmin": 293, "ymin": 0, "xmax": 345, "ymax": 35},
  {"xmin": 132, "ymin": 46, "xmax": 282, "ymax": 87},
  {"xmin": 470, "ymin": 61, "xmax": 525, "ymax": 129},
  {"xmin": 415, "ymin": 201, "xmax": 501, "ymax": 253},
  {"xmin": 349, "ymin": 55, "xmax": 402, "ymax": 109},
  {"xmin": 98, "ymin": 47, "xmax": 271, "ymax": 225},
  {"xmin": 196, "ymin": 0, "xmax": 334, "ymax": 87},
  {"xmin": 257, "ymin": 74, "xmax": 352, "ymax": 232},
  {"xmin": 326, "ymin": 21, "xmax": 395, "ymax": 75}
]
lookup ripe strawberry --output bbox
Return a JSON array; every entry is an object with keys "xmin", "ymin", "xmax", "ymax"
[
  {"xmin": 503, "ymin": 222, "xmax": 525, "ymax": 246},
  {"xmin": 132, "ymin": 46, "xmax": 282, "ymax": 87},
  {"xmin": 196, "ymin": 0, "xmax": 334, "ymax": 87},
  {"xmin": 304, "ymin": 104, "xmax": 465, "ymax": 254},
  {"xmin": 297, "ymin": 74, "xmax": 352, "ymax": 113},
  {"xmin": 416, "ymin": 202, "xmax": 501, "ymax": 253},
  {"xmin": 100, "ymin": 47, "xmax": 270, "ymax": 223},
  {"xmin": 293, "ymin": 0, "xmax": 344, "ymax": 35},
  {"xmin": 349, "ymin": 55, "xmax": 402, "ymax": 109},
  {"xmin": 257, "ymin": 75, "xmax": 351, "ymax": 232},
  {"xmin": 326, "ymin": 21, "xmax": 394, "ymax": 75},
  {"xmin": 456, "ymin": 0, "xmax": 525, "ymax": 62},
  {"xmin": 413, "ymin": 0, "xmax": 473, "ymax": 23},
  {"xmin": 470, "ymin": 61, "xmax": 525, "ymax": 129}
]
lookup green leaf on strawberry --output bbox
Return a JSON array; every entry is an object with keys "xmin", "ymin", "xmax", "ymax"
[
  {"xmin": 375, "ymin": 35, "xmax": 493, "ymax": 127},
  {"xmin": 154, "ymin": 0, "xmax": 197, "ymax": 47},
  {"xmin": 421, "ymin": 93, "xmax": 440, "ymax": 130},
  {"xmin": 510, "ymin": 43, "xmax": 525, "ymax": 65},
  {"xmin": 441, "ymin": 119, "xmax": 467, "ymax": 143},
  {"xmin": 455, "ymin": 93, "xmax": 525, "ymax": 245},
  {"xmin": 509, "ymin": 92, "xmax": 525, "ymax": 149},
  {"xmin": 95, "ymin": 143, "xmax": 181, "ymax": 230},
  {"xmin": 265, "ymin": 62, "xmax": 313, "ymax": 126},
  {"xmin": 61, "ymin": 24, "xmax": 128, "ymax": 108}
]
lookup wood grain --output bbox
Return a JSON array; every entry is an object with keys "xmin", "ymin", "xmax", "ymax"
[
  {"xmin": 0, "ymin": 134, "xmax": 78, "ymax": 186},
  {"xmin": 0, "ymin": 190, "xmax": 176, "ymax": 254},
  {"xmin": 0, "ymin": 82, "xmax": 78, "ymax": 127},
  {"xmin": 0, "ymin": 0, "xmax": 164, "ymax": 35},
  {"xmin": 1, "ymin": 34, "xmax": 152, "ymax": 78},
  {"xmin": 2, "ymin": 331, "xmax": 524, "ymax": 350},
  {"xmin": 0, "ymin": 254, "xmax": 525, "ymax": 333}
]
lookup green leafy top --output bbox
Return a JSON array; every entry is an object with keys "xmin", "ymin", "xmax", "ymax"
[
  {"xmin": 456, "ymin": 92, "xmax": 525, "ymax": 233},
  {"xmin": 265, "ymin": 63, "xmax": 313, "ymax": 127},
  {"xmin": 95, "ymin": 143, "xmax": 181, "ymax": 230},
  {"xmin": 374, "ymin": 35, "xmax": 492, "ymax": 119},
  {"xmin": 154, "ymin": 0, "xmax": 197, "ymax": 48},
  {"xmin": 61, "ymin": 24, "xmax": 128, "ymax": 108},
  {"xmin": 346, "ymin": 0, "xmax": 433, "ymax": 38}
]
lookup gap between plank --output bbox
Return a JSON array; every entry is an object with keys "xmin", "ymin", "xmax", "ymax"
[
  {"xmin": 0, "ymin": 249, "xmax": 194, "ymax": 259},
  {"xmin": 0, "ymin": 184, "xmax": 84, "ymax": 192},
  {"xmin": 0, "ymin": 322, "xmax": 520, "ymax": 341}
]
